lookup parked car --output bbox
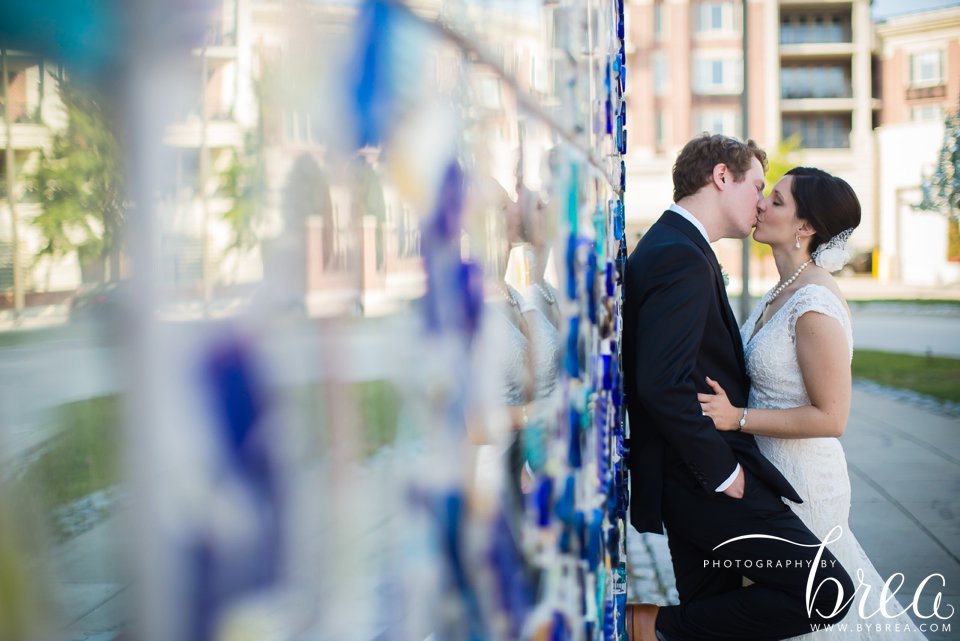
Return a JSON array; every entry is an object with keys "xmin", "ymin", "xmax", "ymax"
[
  {"xmin": 840, "ymin": 250, "xmax": 873, "ymax": 276},
  {"xmin": 69, "ymin": 281, "xmax": 128, "ymax": 322}
]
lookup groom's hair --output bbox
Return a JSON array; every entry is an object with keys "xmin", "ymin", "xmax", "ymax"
[{"xmin": 672, "ymin": 134, "xmax": 768, "ymax": 202}]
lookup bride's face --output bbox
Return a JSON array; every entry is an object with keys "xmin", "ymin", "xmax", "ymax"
[{"xmin": 754, "ymin": 175, "xmax": 799, "ymax": 247}]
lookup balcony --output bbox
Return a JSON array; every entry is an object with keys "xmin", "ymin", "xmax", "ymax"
[
  {"xmin": 780, "ymin": 9, "xmax": 852, "ymax": 45},
  {"xmin": 0, "ymin": 99, "xmax": 42, "ymax": 124},
  {"xmin": 781, "ymin": 66, "xmax": 856, "ymax": 112},
  {"xmin": 782, "ymin": 114, "xmax": 851, "ymax": 149},
  {"xmin": 0, "ymin": 122, "xmax": 51, "ymax": 149},
  {"xmin": 163, "ymin": 117, "xmax": 243, "ymax": 149},
  {"xmin": 779, "ymin": 42, "xmax": 855, "ymax": 60},
  {"xmin": 781, "ymin": 65, "xmax": 852, "ymax": 101},
  {"xmin": 780, "ymin": 97, "xmax": 856, "ymax": 113},
  {"xmin": 780, "ymin": 25, "xmax": 851, "ymax": 46},
  {"xmin": 197, "ymin": 45, "xmax": 238, "ymax": 64},
  {"xmin": 906, "ymin": 84, "xmax": 946, "ymax": 101}
]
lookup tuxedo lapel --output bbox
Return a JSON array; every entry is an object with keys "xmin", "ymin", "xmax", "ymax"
[{"xmin": 660, "ymin": 211, "xmax": 747, "ymax": 374}]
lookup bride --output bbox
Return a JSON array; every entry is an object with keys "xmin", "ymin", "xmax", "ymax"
[{"xmin": 698, "ymin": 167, "xmax": 927, "ymax": 640}]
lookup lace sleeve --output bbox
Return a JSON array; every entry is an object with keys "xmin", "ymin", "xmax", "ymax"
[{"xmin": 787, "ymin": 284, "xmax": 853, "ymax": 358}]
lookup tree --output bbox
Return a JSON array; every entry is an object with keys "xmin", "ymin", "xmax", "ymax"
[
  {"xmin": 753, "ymin": 134, "xmax": 802, "ymax": 260},
  {"xmin": 917, "ymin": 108, "xmax": 959, "ymax": 220},
  {"xmin": 28, "ymin": 79, "xmax": 125, "ymax": 281},
  {"xmin": 220, "ymin": 130, "xmax": 266, "ymax": 254},
  {"xmin": 916, "ymin": 109, "xmax": 960, "ymax": 262},
  {"xmin": 763, "ymin": 134, "xmax": 803, "ymax": 198}
]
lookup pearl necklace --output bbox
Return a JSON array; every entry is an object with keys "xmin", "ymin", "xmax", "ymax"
[
  {"xmin": 533, "ymin": 282, "xmax": 556, "ymax": 306},
  {"xmin": 766, "ymin": 259, "xmax": 813, "ymax": 307}
]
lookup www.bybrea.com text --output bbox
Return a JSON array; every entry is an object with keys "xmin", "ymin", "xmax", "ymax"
[{"xmin": 810, "ymin": 622, "xmax": 952, "ymax": 634}]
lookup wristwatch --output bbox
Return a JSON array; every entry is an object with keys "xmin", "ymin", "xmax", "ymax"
[{"xmin": 737, "ymin": 407, "xmax": 748, "ymax": 432}]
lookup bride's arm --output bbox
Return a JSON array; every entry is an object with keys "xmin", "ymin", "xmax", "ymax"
[{"xmin": 699, "ymin": 312, "xmax": 852, "ymax": 438}]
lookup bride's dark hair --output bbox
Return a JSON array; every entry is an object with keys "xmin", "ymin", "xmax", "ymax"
[{"xmin": 784, "ymin": 167, "xmax": 861, "ymax": 253}]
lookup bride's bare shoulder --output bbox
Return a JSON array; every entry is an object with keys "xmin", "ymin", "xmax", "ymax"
[{"xmin": 806, "ymin": 272, "xmax": 850, "ymax": 314}]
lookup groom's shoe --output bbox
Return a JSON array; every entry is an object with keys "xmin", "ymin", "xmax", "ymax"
[{"xmin": 625, "ymin": 603, "xmax": 661, "ymax": 641}]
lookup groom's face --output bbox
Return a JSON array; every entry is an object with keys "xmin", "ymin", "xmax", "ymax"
[{"xmin": 722, "ymin": 157, "xmax": 765, "ymax": 238}]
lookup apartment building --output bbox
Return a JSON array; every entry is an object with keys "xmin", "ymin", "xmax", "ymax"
[
  {"xmin": 160, "ymin": 0, "xmax": 259, "ymax": 297},
  {"xmin": 874, "ymin": 5, "xmax": 960, "ymax": 285},
  {"xmin": 0, "ymin": 52, "xmax": 68, "ymax": 306},
  {"xmin": 625, "ymin": 0, "xmax": 877, "ymax": 285},
  {"xmin": 0, "ymin": 1, "xmax": 254, "ymax": 309}
]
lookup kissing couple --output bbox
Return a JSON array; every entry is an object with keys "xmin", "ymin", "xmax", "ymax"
[{"xmin": 621, "ymin": 134, "xmax": 926, "ymax": 641}]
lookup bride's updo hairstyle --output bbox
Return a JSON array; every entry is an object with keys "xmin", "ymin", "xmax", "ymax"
[{"xmin": 784, "ymin": 167, "xmax": 861, "ymax": 253}]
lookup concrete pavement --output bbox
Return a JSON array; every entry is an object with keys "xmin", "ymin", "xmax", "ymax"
[
  {"xmin": 843, "ymin": 388, "xmax": 959, "ymax": 640},
  {"xmin": 627, "ymin": 386, "xmax": 960, "ymax": 640},
  {"xmin": 850, "ymin": 304, "xmax": 960, "ymax": 358}
]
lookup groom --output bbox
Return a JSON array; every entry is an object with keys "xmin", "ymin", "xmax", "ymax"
[{"xmin": 622, "ymin": 134, "xmax": 853, "ymax": 641}]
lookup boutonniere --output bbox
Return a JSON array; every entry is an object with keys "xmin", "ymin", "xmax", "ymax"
[{"xmin": 720, "ymin": 265, "xmax": 730, "ymax": 287}]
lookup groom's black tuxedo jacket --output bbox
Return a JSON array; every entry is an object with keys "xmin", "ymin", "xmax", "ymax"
[{"xmin": 623, "ymin": 211, "xmax": 802, "ymax": 534}]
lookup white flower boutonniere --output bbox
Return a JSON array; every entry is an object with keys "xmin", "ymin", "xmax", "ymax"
[{"xmin": 720, "ymin": 265, "xmax": 730, "ymax": 287}]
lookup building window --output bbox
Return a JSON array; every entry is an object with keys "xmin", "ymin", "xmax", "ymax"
[
  {"xmin": 531, "ymin": 57, "xmax": 550, "ymax": 95},
  {"xmin": 653, "ymin": 53, "xmax": 668, "ymax": 97},
  {"xmin": 909, "ymin": 50, "xmax": 944, "ymax": 88},
  {"xmin": 476, "ymin": 75, "xmax": 502, "ymax": 108},
  {"xmin": 161, "ymin": 235, "xmax": 204, "ymax": 285},
  {"xmin": 1, "ymin": 62, "xmax": 44, "ymax": 124},
  {"xmin": 782, "ymin": 115, "xmax": 851, "ymax": 148},
  {"xmin": 780, "ymin": 64, "xmax": 851, "ymax": 99},
  {"xmin": 910, "ymin": 105, "xmax": 944, "ymax": 122},
  {"xmin": 780, "ymin": 11, "xmax": 850, "ymax": 44},
  {"xmin": 655, "ymin": 109, "xmax": 666, "ymax": 149},
  {"xmin": 654, "ymin": 3, "xmax": 664, "ymax": 40},
  {"xmin": 693, "ymin": 54, "xmax": 742, "ymax": 95},
  {"xmin": 695, "ymin": 108, "xmax": 739, "ymax": 137},
  {"xmin": 694, "ymin": 1, "xmax": 735, "ymax": 34}
]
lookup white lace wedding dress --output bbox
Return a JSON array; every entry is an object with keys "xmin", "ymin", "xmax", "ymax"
[{"xmin": 742, "ymin": 284, "xmax": 927, "ymax": 640}]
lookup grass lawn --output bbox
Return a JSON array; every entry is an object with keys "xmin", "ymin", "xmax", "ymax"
[
  {"xmin": 847, "ymin": 299, "xmax": 960, "ymax": 310},
  {"xmin": 852, "ymin": 350, "xmax": 960, "ymax": 404},
  {"xmin": 10, "ymin": 395, "xmax": 120, "ymax": 541},
  {"xmin": 0, "ymin": 325, "xmax": 75, "ymax": 348},
  {"xmin": 286, "ymin": 379, "xmax": 401, "ymax": 459}
]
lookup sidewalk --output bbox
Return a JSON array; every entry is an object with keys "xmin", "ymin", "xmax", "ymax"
[
  {"xmin": 626, "ymin": 386, "xmax": 960, "ymax": 640},
  {"xmin": 835, "ymin": 276, "xmax": 960, "ymax": 302}
]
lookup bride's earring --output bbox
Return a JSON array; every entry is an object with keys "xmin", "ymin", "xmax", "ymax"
[{"xmin": 794, "ymin": 231, "xmax": 801, "ymax": 250}]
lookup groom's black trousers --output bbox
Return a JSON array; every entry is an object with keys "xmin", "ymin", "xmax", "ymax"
[{"xmin": 655, "ymin": 464, "xmax": 855, "ymax": 641}]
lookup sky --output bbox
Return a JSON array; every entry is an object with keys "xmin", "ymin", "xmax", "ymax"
[{"xmin": 871, "ymin": 0, "xmax": 960, "ymax": 20}]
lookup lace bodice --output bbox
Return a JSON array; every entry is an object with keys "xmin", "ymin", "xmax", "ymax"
[
  {"xmin": 742, "ymin": 284, "xmax": 853, "ymax": 411},
  {"xmin": 740, "ymin": 284, "xmax": 927, "ymax": 640},
  {"xmin": 493, "ymin": 287, "xmax": 561, "ymax": 406}
]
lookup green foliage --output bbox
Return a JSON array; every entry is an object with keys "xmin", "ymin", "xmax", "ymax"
[
  {"xmin": 763, "ymin": 134, "xmax": 803, "ymax": 197},
  {"xmin": 11, "ymin": 395, "xmax": 120, "ymax": 544},
  {"xmin": 27, "ymin": 80, "xmax": 125, "ymax": 272},
  {"xmin": 284, "ymin": 153, "xmax": 332, "ymax": 226},
  {"xmin": 19, "ymin": 396, "xmax": 120, "ymax": 512},
  {"xmin": 284, "ymin": 378, "xmax": 400, "ymax": 460},
  {"xmin": 350, "ymin": 159, "xmax": 386, "ymax": 222},
  {"xmin": 917, "ymin": 109, "xmax": 960, "ymax": 219},
  {"xmin": 852, "ymin": 349, "xmax": 960, "ymax": 404},
  {"xmin": 356, "ymin": 379, "xmax": 400, "ymax": 457},
  {"xmin": 752, "ymin": 135, "xmax": 803, "ymax": 258},
  {"xmin": 221, "ymin": 130, "xmax": 266, "ymax": 252}
]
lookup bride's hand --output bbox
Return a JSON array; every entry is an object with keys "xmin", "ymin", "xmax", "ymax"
[{"xmin": 698, "ymin": 376, "xmax": 741, "ymax": 431}]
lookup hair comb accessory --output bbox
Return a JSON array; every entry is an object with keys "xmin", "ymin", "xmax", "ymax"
[{"xmin": 812, "ymin": 227, "xmax": 854, "ymax": 272}]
